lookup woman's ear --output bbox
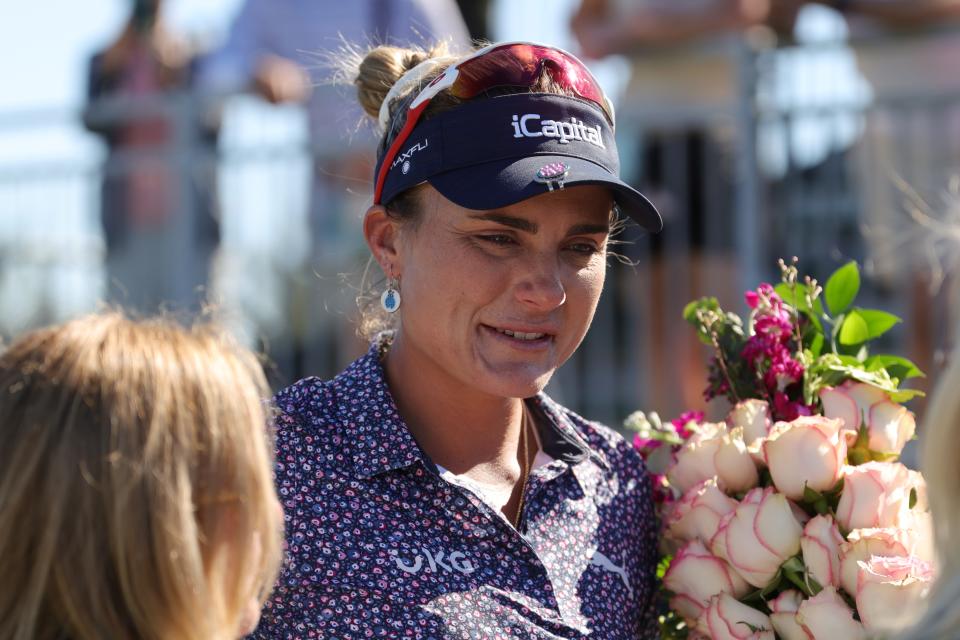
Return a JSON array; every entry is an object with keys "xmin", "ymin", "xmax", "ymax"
[{"xmin": 363, "ymin": 205, "xmax": 402, "ymax": 276}]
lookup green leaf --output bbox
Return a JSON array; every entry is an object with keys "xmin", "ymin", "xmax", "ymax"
[
  {"xmin": 775, "ymin": 282, "xmax": 825, "ymax": 334},
  {"xmin": 910, "ymin": 487, "xmax": 918, "ymax": 509},
  {"xmin": 803, "ymin": 484, "xmax": 824, "ymax": 504},
  {"xmin": 824, "ymin": 477, "xmax": 845, "ymax": 498},
  {"xmin": 889, "ymin": 388, "xmax": 926, "ymax": 403},
  {"xmin": 825, "ymin": 261, "xmax": 860, "ymax": 316},
  {"xmin": 782, "ymin": 556, "xmax": 805, "ymax": 573},
  {"xmin": 839, "ymin": 310, "xmax": 870, "ymax": 346},
  {"xmin": 807, "ymin": 575, "xmax": 824, "ymax": 596},
  {"xmin": 857, "ymin": 309, "xmax": 902, "ymax": 340},
  {"xmin": 865, "ymin": 355, "xmax": 926, "ymax": 380},
  {"xmin": 775, "ymin": 282, "xmax": 804, "ymax": 308}
]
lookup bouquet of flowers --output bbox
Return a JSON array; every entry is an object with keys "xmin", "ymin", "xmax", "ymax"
[{"xmin": 629, "ymin": 259, "xmax": 934, "ymax": 639}]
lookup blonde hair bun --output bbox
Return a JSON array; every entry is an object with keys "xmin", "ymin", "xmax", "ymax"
[{"xmin": 354, "ymin": 42, "xmax": 453, "ymax": 120}]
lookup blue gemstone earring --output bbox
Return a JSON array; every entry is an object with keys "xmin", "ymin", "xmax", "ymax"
[{"xmin": 380, "ymin": 277, "xmax": 401, "ymax": 313}]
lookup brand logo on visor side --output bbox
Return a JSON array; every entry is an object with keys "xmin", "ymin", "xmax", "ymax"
[
  {"xmin": 510, "ymin": 114, "xmax": 605, "ymax": 148},
  {"xmin": 391, "ymin": 138, "xmax": 430, "ymax": 171}
]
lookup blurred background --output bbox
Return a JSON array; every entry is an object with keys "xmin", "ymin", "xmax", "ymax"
[{"xmin": 2, "ymin": 0, "xmax": 958, "ymax": 433}]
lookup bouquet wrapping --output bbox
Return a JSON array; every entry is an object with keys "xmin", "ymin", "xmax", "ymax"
[{"xmin": 630, "ymin": 260, "xmax": 934, "ymax": 639}]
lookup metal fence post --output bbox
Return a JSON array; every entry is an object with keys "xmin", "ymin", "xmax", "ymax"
[
  {"xmin": 170, "ymin": 91, "xmax": 202, "ymax": 310},
  {"xmin": 734, "ymin": 38, "xmax": 763, "ymax": 292}
]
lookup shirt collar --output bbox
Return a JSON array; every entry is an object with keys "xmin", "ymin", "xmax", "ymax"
[{"xmin": 341, "ymin": 335, "xmax": 608, "ymax": 479}]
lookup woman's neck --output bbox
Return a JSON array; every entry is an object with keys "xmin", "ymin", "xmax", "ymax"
[{"xmin": 382, "ymin": 331, "xmax": 526, "ymax": 477}]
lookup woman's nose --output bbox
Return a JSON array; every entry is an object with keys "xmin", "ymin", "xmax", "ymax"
[{"xmin": 514, "ymin": 256, "xmax": 566, "ymax": 310}]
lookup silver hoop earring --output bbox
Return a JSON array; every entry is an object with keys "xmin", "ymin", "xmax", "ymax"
[{"xmin": 381, "ymin": 277, "xmax": 401, "ymax": 313}]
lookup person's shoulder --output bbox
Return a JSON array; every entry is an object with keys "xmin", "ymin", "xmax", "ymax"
[
  {"xmin": 272, "ymin": 346, "xmax": 383, "ymax": 440},
  {"xmin": 548, "ymin": 400, "xmax": 645, "ymax": 473}
]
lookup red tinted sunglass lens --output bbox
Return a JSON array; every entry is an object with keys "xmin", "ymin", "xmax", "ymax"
[{"xmin": 450, "ymin": 44, "xmax": 610, "ymax": 121}]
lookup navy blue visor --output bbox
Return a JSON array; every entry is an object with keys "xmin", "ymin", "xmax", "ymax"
[{"xmin": 374, "ymin": 93, "xmax": 662, "ymax": 232}]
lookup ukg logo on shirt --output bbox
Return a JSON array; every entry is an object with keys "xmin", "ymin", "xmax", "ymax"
[
  {"xmin": 390, "ymin": 547, "xmax": 476, "ymax": 576},
  {"xmin": 510, "ymin": 114, "xmax": 605, "ymax": 148}
]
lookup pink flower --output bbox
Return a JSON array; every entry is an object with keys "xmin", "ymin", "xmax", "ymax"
[
  {"xmin": 710, "ymin": 487, "xmax": 803, "ymax": 588},
  {"xmin": 666, "ymin": 478, "xmax": 739, "ymax": 544},
  {"xmin": 796, "ymin": 586, "xmax": 865, "ymax": 639},
  {"xmin": 698, "ymin": 592, "xmax": 775, "ymax": 639},
  {"xmin": 663, "ymin": 540, "xmax": 750, "ymax": 624},
  {"xmin": 856, "ymin": 555, "xmax": 934, "ymax": 633},
  {"xmin": 672, "ymin": 410, "xmax": 705, "ymax": 439},
  {"xmin": 799, "ymin": 515, "xmax": 844, "ymax": 588},
  {"xmin": 835, "ymin": 461, "xmax": 921, "ymax": 531},
  {"xmin": 768, "ymin": 590, "xmax": 808, "ymax": 640},
  {"xmin": 762, "ymin": 416, "xmax": 847, "ymax": 500}
]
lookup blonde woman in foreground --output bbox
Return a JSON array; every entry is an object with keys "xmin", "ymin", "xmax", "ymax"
[
  {"xmin": 0, "ymin": 312, "xmax": 283, "ymax": 640},
  {"xmin": 901, "ymin": 349, "xmax": 960, "ymax": 640}
]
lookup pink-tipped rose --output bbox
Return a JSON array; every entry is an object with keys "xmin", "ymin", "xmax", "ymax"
[
  {"xmin": 796, "ymin": 586, "xmax": 866, "ymax": 639},
  {"xmin": 666, "ymin": 478, "xmax": 739, "ymax": 544},
  {"xmin": 663, "ymin": 540, "xmax": 750, "ymax": 623},
  {"xmin": 820, "ymin": 382, "xmax": 916, "ymax": 455},
  {"xmin": 727, "ymin": 399, "xmax": 772, "ymax": 448},
  {"xmin": 839, "ymin": 517, "xmax": 934, "ymax": 595},
  {"xmin": 698, "ymin": 592, "xmax": 775, "ymax": 639},
  {"xmin": 762, "ymin": 416, "xmax": 847, "ymax": 500},
  {"xmin": 768, "ymin": 590, "xmax": 808, "ymax": 640},
  {"xmin": 856, "ymin": 555, "xmax": 934, "ymax": 633},
  {"xmin": 667, "ymin": 423, "xmax": 758, "ymax": 494},
  {"xmin": 800, "ymin": 514, "xmax": 844, "ymax": 588},
  {"xmin": 835, "ymin": 461, "xmax": 918, "ymax": 531},
  {"xmin": 710, "ymin": 487, "xmax": 803, "ymax": 588}
]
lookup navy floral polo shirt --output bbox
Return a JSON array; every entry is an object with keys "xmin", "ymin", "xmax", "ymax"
[{"xmin": 253, "ymin": 340, "xmax": 660, "ymax": 639}]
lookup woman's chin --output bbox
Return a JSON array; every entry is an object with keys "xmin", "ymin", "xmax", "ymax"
[{"xmin": 473, "ymin": 365, "xmax": 555, "ymax": 400}]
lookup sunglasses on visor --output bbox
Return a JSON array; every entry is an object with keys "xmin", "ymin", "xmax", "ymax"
[{"xmin": 373, "ymin": 41, "xmax": 615, "ymax": 204}]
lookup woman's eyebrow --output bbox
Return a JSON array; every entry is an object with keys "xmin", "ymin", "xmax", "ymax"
[
  {"xmin": 466, "ymin": 213, "xmax": 538, "ymax": 233},
  {"xmin": 568, "ymin": 223, "xmax": 610, "ymax": 236}
]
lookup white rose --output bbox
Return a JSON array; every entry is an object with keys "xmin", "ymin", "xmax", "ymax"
[
  {"xmin": 762, "ymin": 416, "xmax": 847, "ymax": 500},
  {"xmin": 698, "ymin": 593, "xmax": 775, "ymax": 639},
  {"xmin": 727, "ymin": 399, "xmax": 771, "ymax": 448},
  {"xmin": 710, "ymin": 487, "xmax": 803, "ymax": 588},
  {"xmin": 666, "ymin": 477, "xmax": 739, "ymax": 544},
  {"xmin": 835, "ymin": 461, "xmax": 915, "ymax": 531},
  {"xmin": 768, "ymin": 590, "xmax": 808, "ymax": 640},
  {"xmin": 796, "ymin": 586, "xmax": 866, "ymax": 639},
  {"xmin": 800, "ymin": 514, "xmax": 844, "ymax": 589},
  {"xmin": 663, "ymin": 539, "xmax": 750, "ymax": 623},
  {"xmin": 667, "ymin": 423, "xmax": 758, "ymax": 494},
  {"xmin": 856, "ymin": 555, "xmax": 934, "ymax": 633},
  {"xmin": 820, "ymin": 383, "xmax": 916, "ymax": 455}
]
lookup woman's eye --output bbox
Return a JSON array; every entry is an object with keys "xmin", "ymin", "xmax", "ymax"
[
  {"xmin": 567, "ymin": 242, "xmax": 601, "ymax": 255},
  {"xmin": 477, "ymin": 234, "xmax": 517, "ymax": 246}
]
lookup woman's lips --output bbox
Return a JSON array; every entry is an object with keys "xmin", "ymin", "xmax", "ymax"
[{"xmin": 480, "ymin": 324, "xmax": 555, "ymax": 350}]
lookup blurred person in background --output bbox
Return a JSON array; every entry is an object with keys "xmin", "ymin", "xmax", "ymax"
[
  {"xmin": 570, "ymin": 0, "xmax": 796, "ymax": 417},
  {"xmin": 196, "ymin": 0, "xmax": 470, "ymax": 382},
  {"xmin": 0, "ymin": 312, "xmax": 283, "ymax": 640},
  {"xmin": 84, "ymin": 0, "xmax": 221, "ymax": 315}
]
